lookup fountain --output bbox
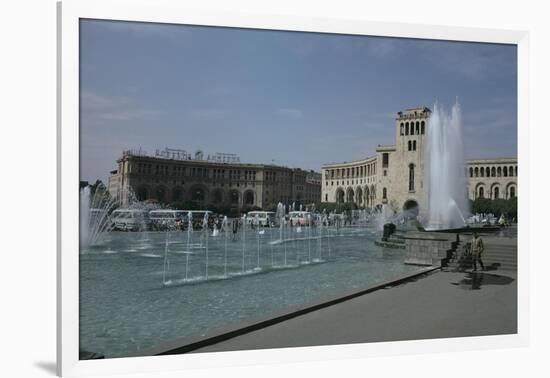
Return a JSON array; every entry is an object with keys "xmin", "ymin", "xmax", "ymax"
[
  {"xmin": 79, "ymin": 185, "xmax": 117, "ymax": 249},
  {"xmin": 424, "ymin": 100, "xmax": 469, "ymax": 230}
]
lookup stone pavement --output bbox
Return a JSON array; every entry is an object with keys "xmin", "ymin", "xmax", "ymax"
[{"xmin": 193, "ymin": 269, "xmax": 517, "ymax": 353}]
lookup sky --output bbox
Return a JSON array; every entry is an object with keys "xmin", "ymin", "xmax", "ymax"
[{"xmin": 79, "ymin": 19, "xmax": 517, "ymax": 183}]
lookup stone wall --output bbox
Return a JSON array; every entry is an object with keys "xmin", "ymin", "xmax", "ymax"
[{"xmin": 403, "ymin": 231, "xmax": 455, "ymax": 266}]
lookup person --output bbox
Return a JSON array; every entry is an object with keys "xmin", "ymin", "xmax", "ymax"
[
  {"xmin": 232, "ymin": 218, "xmax": 239, "ymax": 241},
  {"xmin": 471, "ymin": 232, "xmax": 485, "ymax": 271}
]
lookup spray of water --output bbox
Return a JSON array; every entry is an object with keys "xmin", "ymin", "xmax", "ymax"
[{"xmin": 424, "ymin": 100, "xmax": 469, "ymax": 229}]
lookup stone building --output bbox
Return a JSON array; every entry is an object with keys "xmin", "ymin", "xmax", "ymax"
[
  {"xmin": 108, "ymin": 149, "xmax": 321, "ymax": 211},
  {"xmin": 321, "ymin": 107, "xmax": 517, "ymax": 216}
]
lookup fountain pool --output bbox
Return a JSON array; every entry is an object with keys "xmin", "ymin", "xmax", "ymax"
[{"xmin": 79, "ymin": 224, "xmax": 424, "ymax": 358}]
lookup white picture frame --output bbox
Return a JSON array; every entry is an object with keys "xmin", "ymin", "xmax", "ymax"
[{"xmin": 57, "ymin": 0, "xmax": 530, "ymax": 376}]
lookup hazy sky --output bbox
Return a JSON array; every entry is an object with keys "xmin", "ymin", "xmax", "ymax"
[{"xmin": 80, "ymin": 19, "xmax": 517, "ymax": 183}]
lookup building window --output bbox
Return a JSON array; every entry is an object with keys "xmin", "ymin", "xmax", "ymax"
[
  {"xmin": 413, "ymin": 140, "xmax": 417, "ymax": 151},
  {"xmin": 421, "ymin": 121, "xmax": 425, "ymax": 134},
  {"xmin": 510, "ymin": 186, "xmax": 516, "ymax": 198},
  {"xmin": 383, "ymin": 187, "xmax": 387, "ymax": 200},
  {"xmin": 474, "ymin": 167, "xmax": 479, "ymax": 177},
  {"xmin": 400, "ymin": 123, "xmax": 404, "ymax": 135},
  {"xmin": 503, "ymin": 166, "xmax": 508, "ymax": 177},
  {"xmin": 408, "ymin": 141, "xmax": 412, "ymax": 151},
  {"xmin": 469, "ymin": 167, "xmax": 473, "ymax": 177},
  {"xmin": 494, "ymin": 186, "xmax": 500, "ymax": 199},
  {"xmin": 382, "ymin": 153, "xmax": 389, "ymax": 168},
  {"xmin": 408, "ymin": 164, "xmax": 415, "ymax": 191},
  {"xmin": 416, "ymin": 121, "xmax": 420, "ymax": 134},
  {"xmin": 491, "ymin": 167, "xmax": 496, "ymax": 177},
  {"xmin": 405, "ymin": 122, "xmax": 409, "ymax": 135},
  {"xmin": 478, "ymin": 187, "xmax": 484, "ymax": 198}
]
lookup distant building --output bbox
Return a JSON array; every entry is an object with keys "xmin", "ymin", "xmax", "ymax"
[
  {"xmin": 108, "ymin": 148, "xmax": 321, "ymax": 211},
  {"xmin": 321, "ymin": 107, "xmax": 517, "ymax": 215}
]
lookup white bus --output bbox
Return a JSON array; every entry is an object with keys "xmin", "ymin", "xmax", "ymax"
[
  {"xmin": 111, "ymin": 209, "xmax": 150, "ymax": 231},
  {"xmin": 149, "ymin": 209, "xmax": 187, "ymax": 231},
  {"xmin": 246, "ymin": 211, "xmax": 276, "ymax": 227}
]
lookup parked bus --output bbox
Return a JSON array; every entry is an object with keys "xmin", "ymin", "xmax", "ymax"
[
  {"xmin": 149, "ymin": 209, "xmax": 186, "ymax": 231},
  {"xmin": 246, "ymin": 211, "xmax": 276, "ymax": 227},
  {"xmin": 110, "ymin": 209, "xmax": 151, "ymax": 231}
]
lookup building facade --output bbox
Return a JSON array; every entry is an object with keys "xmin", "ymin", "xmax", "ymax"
[
  {"xmin": 321, "ymin": 107, "xmax": 517, "ymax": 215},
  {"xmin": 108, "ymin": 149, "xmax": 321, "ymax": 211}
]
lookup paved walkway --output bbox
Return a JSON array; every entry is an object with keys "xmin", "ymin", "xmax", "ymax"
[{"xmin": 193, "ymin": 269, "xmax": 517, "ymax": 353}]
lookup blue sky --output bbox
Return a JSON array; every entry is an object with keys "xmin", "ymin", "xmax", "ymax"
[{"xmin": 80, "ymin": 19, "xmax": 517, "ymax": 183}]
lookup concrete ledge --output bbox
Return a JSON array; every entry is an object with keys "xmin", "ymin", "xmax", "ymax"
[{"xmin": 128, "ymin": 266, "xmax": 439, "ymax": 358}]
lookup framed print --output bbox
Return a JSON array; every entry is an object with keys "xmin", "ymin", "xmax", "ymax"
[{"xmin": 58, "ymin": 0, "xmax": 529, "ymax": 376}]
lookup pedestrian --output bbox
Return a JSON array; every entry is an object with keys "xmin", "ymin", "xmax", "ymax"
[
  {"xmin": 471, "ymin": 232, "xmax": 485, "ymax": 271},
  {"xmin": 232, "ymin": 218, "xmax": 239, "ymax": 241}
]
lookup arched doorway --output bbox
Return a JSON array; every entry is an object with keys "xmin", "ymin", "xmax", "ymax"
[
  {"xmin": 403, "ymin": 199, "xmax": 419, "ymax": 218},
  {"xmin": 171, "ymin": 187, "xmax": 183, "ymax": 203},
  {"xmin": 335, "ymin": 188, "xmax": 345, "ymax": 204},
  {"xmin": 229, "ymin": 190, "xmax": 239, "ymax": 207},
  {"xmin": 211, "ymin": 189, "xmax": 223, "ymax": 204},
  {"xmin": 244, "ymin": 190, "xmax": 255, "ymax": 206},
  {"xmin": 190, "ymin": 186, "xmax": 207, "ymax": 208},
  {"xmin": 346, "ymin": 187, "xmax": 355, "ymax": 203},
  {"xmin": 356, "ymin": 187, "xmax": 363, "ymax": 207},
  {"xmin": 155, "ymin": 186, "xmax": 167, "ymax": 203},
  {"xmin": 136, "ymin": 186, "xmax": 148, "ymax": 201}
]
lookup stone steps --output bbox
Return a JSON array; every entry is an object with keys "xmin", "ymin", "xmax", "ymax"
[{"xmin": 445, "ymin": 239, "xmax": 517, "ymax": 271}]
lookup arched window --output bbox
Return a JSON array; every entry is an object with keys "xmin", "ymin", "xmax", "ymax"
[
  {"xmin": 408, "ymin": 140, "xmax": 412, "ymax": 151},
  {"xmin": 416, "ymin": 121, "xmax": 420, "ymax": 134},
  {"xmin": 510, "ymin": 186, "xmax": 516, "ymax": 198},
  {"xmin": 413, "ymin": 140, "xmax": 417, "ymax": 151},
  {"xmin": 421, "ymin": 121, "xmax": 425, "ymax": 134},
  {"xmin": 409, "ymin": 164, "xmax": 415, "ymax": 191},
  {"xmin": 410, "ymin": 122, "xmax": 415, "ymax": 135},
  {"xmin": 383, "ymin": 187, "xmax": 387, "ymax": 199},
  {"xmin": 515, "ymin": 166, "xmax": 518, "ymax": 176},
  {"xmin": 497, "ymin": 167, "xmax": 502, "ymax": 177},
  {"xmin": 494, "ymin": 187, "xmax": 499, "ymax": 199},
  {"xmin": 478, "ymin": 187, "xmax": 484, "ymax": 199},
  {"xmin": 491, "ymin": 167, "xmax": 496, "ymax": 177},
  {"xmin": 509, "ymin": 166, "xmax": 514, "ymax": 176},
  {"xmin": 405, "ymin": 122, "xmax": 409, "ymax": 135},
  {"xmin": 486, "ymin": 167, "xmax": 490, "ymax": 177},
  {"xmin": 480, "ymin": 168, "xmax": 484, "ymax": 177},
  {"xmin": 474, "ymin": 167, "xmax": 479, "ymax": 177},
  {"xmin": 503, "ymin": 166, "xmax": 508, "ymax": 177},
  {"xmin": 469, "ymin": 167, "xmax": 473, "ymax": 178},
  {"xmin": 400, "ymin": 123, "xmax": 404, "ymax": 135}
]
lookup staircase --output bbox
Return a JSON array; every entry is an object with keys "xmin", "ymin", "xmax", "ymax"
[{"xmin": 443, "ymin": 236, "xmax": 517, "ymax": 271}]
